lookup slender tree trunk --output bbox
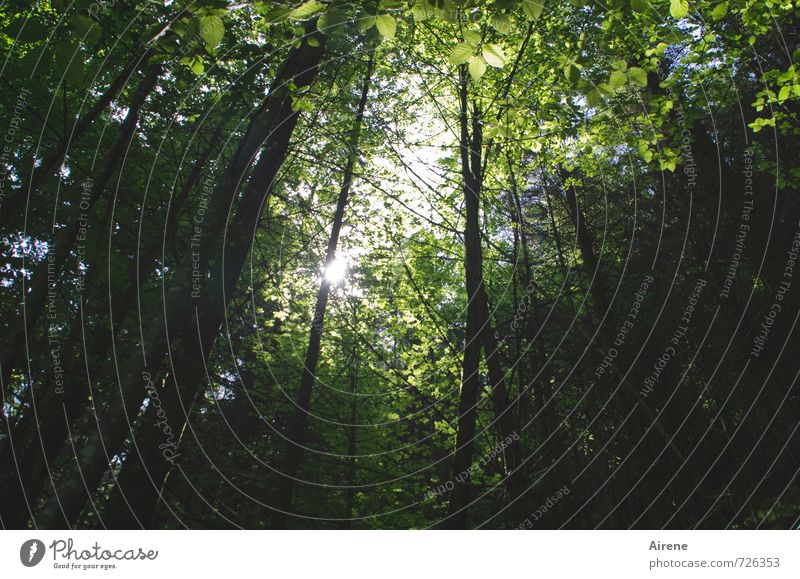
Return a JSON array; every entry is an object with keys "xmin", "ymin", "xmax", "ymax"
[
  {"xmin": 477, "ymin": 288, "xmax": 520, "ymax": 488},
  {"xmin": 446, "ymin": 73, "xmax": 487, "ymax": 529},
  {"xmin": 33, "ymin": 29, "xmax": 327, "ymax": 529},
  {"xmin": 563, "ymin": 181, "xmax": 610, "ymax": 315},
  {"xmin": 272, "ymin": 53, "xmax": 374, "ymax": 528},
  {"xmin": 508, "ymin": 158, "xmax": 556, "ymax": 453},
  {"xmin": 446, "ymin": 76, "xmax": 521, "ymax": 526}
]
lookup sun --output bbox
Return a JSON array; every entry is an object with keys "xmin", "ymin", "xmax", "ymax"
[{"xmin": 324, "ymin": 257, "xmax": 347, "ymax": 284}]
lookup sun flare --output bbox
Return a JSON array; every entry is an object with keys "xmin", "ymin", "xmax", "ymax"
[{"xmin": 324, "ymin": 257, "xmax": 347, "ymax": 284}]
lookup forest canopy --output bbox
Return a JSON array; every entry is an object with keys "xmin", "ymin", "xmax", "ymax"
[{"xmin": 0, "ymin": 0, "xmax": 798, "ymax": 529}]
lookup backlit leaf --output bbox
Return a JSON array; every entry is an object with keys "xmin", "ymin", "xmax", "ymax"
[
  {"xmin": 376, "ymin": 14, "xmax": 397, "ymax": 39},
  {"xmin": 468, "ymin": 55, "xmax": 487, "ymax": 82},
  {"xmin": 198, "ymin": 15, "xmax": 224, "ymax": 48},
  {"xmin": 628, "ymin": 66, "xmax": 648, "ymax": 87},
  {"xmin": 449, "ymin": 42, "xmax": 474, "ymax": 65},
  {"xmin": 670, "ymin": 0, "xmax": 689, "ymax": 19},
  {"xmin": 482, "ymin": 44, "xmax": 507, "ymax": 68},
  {"xmin": 522, "ymin": 0, "xmax": 544, "ymax": 20}
]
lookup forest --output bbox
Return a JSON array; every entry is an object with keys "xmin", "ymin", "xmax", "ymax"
[{"xmin": 0, "ymin": 0, "xmax": 798, "ymax": 530}]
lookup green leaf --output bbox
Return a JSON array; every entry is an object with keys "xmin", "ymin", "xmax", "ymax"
[
  {"xmin": 522, "ymin": 0, "xmax": 544, "ymax": 20},
  {"xmin": 490, "ymin": 14, "xmax": 511, "ymax": 34},
  {"xmin": 564, "ymin": 63, "xmax": 580, "ymax": 83},
  {"xmin": 292, "ymin": 96, "xmax": 314, "ymax": 113},
  {"xmin": 586, "ymin": 88, "xmax": 602, "ymax": 107},
  {"xmin": 638, "ymin": 140, "xmax": 654, "ymax": 162},
  {"xmin": 181, "ymin": 55, "xmax": 204, "ymax": 76},
  {"xmin": 597, "ymin": 82, "xmax": 615, "ymax": 96},
  {"xmin": 449, "ymin": 42, "xmax": 474, "ymax": 65},
  {"xmin": 198, "ymin": 15, "xmax": 224, "ymax": 48},
  {"xmin": 318, "ymin": 8, "xmax": 348, "ymax": 33},
  {"xmin": 468, "ymin": 55, "xmax": 487, "ymax": 82},
  {"xmin": 358, "ymin": 15, "xmax": 377, "ymax": 32},
  {"xmin": 670, "ymin": 0, "xmax": 689, "ymax": 19},
  {"xmin": 482, "ymin": 44, "xmax": 507, "ymax": 68},
  {"xmin": 290, "ymin": 0, "xmax": 326, "ymax": 20},
  {"xmin": 375, "ymin": 14, "xmax": 397, "ymax": 39},
  {"xmin": 463, "ymin": 29, "xmax": 481, "ymax": 44},
  {"xmin": 411, "ymin": 2, "xmax": 436, "ymax": 21},
  {"xmin": 749, "ymin": 116, "xmax": 775, "ymax": 132},
  {"xmin": 659, "ymin": 157, "xmax": 677, "ymax": 172},
  {"xmin": 630, "ymin": 0, "xmax": 649, "ymax": 12},
  {"xmin": 264, "ymin": 6, "xmax": 292, "ymax": 23},
  {"xmin": 777, "ymin": 66, "xmax": 795, "ymax": 83},
  {"xmin": 610, "ymin": 69, "xmax": 627, "ymax": 89},
  {"xmin": 711, "ymin": 2, "xmax": 727, "ymax": 20},
  {"xmin": 628, "ymin": 66, "xmax": 648, "ymax": 87}
]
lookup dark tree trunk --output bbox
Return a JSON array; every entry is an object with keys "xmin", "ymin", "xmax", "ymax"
[
  {"xmin": 0, "ymin": 65, "xmax": 162, "ymax": 529},
  {"xmin": 272, "ymin": 53, "xmax": 374, "ymax": 528},
  {"xmin": 446, "ymin": 74, "xmax": 487, "ymax": 529},
  {"xmin": 446, "ymin": 77, "xmax": 520, "ymax": 526}
]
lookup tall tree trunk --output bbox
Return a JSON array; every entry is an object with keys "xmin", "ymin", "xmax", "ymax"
[
  {"xmin": 478, "ymin": 287, "xmax": 520, "ymax": 490},
  {"xmin": 272, "ymin": 53, "xmax": 374, "ymax": 528},
  {"xmin": 33, "ymin": 28, "xmax": 327, "ymax": 529},
  {"xmin": 508, "ymin": 157, "xmax": 556, "ymax": 455},
  {"xmin": 446, "ymin": 77, "xmax": 520, "ymax": 526},
  {"xmin": 0, "ymin": 65, "xmax": 161, "ymax": 528},
  {"xmin": 446, "ymin": 73, "xmax": 487, "ymax": 529}
]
